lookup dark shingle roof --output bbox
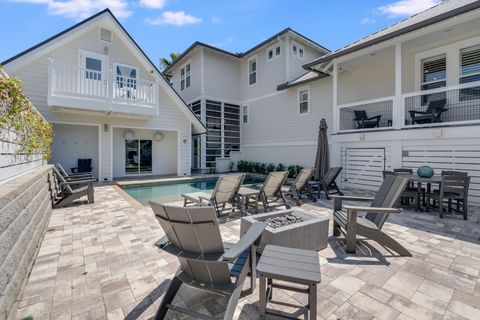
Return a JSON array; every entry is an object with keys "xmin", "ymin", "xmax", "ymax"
[{"xmin": 304, "ymin": 0, "xmax": 480, "ymax": 69}]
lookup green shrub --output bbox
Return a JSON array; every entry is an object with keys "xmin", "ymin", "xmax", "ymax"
[
  {"xmin": 287, "ymin": 165, "xmax": 296, "ymax": 178},
  {"xmin": 276, "ymin": 163, "xmax": 286, "ymax": 171},
  {"xmin": 266, "ymin": 163, "xmax": 276, "ymax": 173}
]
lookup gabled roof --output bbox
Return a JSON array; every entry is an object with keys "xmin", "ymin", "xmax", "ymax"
[
  {"xmin": 164, "ymin": 27, "xmax": 330, "ymax": 74},
  {"xmin": 2, "ymin": 9, "xmax": 207, "ymax": 134},
  {"xmin": 304, "ymin": 0, "xmax": 480, "ymax": 69}
]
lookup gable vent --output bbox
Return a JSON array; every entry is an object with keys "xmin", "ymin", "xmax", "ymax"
[{"xmin": 100, "ymin": 28, "xmax": 112, "ymax": 43}]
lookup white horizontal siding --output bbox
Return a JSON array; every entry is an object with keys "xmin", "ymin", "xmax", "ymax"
[
  {"xmin": 241, "ymin": 77, "xmax": 333, "ymax": 145},
  {"xmin": 288, "ymin": 40, "xmax": 324, "ymax": 82},
  {"xmin": 203, "ymin": 49, "xmax": 241, "ymax": 101},
  {"xmin": 170, "ymin": 50, "xmax": 201, "ymax": 102}
]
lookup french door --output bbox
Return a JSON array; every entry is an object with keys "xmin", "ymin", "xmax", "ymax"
[
  {"xmin": 125, "ymin": 140, "xmax": 152, "ymax": 174},
  {"xmin": 78, "ymin": 50, "xmax": 108, "ymax": 97}
]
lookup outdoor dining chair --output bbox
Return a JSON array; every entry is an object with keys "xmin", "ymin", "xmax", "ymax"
[
  {"xmin": 428, "ymin": 175, "xmax": 470, "ymax": 220},
  {"xmin": 149, "ymin": 203, "xmax": 266, "ymax": 320}
]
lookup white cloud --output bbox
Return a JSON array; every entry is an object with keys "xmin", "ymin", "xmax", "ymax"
[
  {"xmin": 139, "ymin": 0, "xmax": 166, "ymax": 9},
  {"xmin": 361, "ymin": 17, "xmax": 376, "ymax": 25},
  {"xmin": 378, "ymin": 0, "xmax": 442, "ymax": 18},
  {"xmin": 145, "ymin": 11, "xmax": 202, "ymax": 26},
  {"xmin": 9, "ymin": 0, "xmax": 131, "ymax": 19}
]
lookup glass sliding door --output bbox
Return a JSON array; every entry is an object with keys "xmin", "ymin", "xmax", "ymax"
[
  {"xmin": 139, "ymin": 140, "xmax": 152, "ymax": 173},
  {"xmin": 125, "ymin": 139, "xmax": 152, "ymax": 174}
]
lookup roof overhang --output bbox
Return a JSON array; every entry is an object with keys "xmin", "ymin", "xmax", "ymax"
[
  {"xmin": 277, "ymin": 70, "xmax": 329, "ymax": 91},
  {"xmin": 304, "ymin": 1, "xmax": 480, "ymax": 70}
]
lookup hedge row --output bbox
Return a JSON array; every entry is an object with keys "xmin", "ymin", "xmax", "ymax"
[{"xmin": 237, "ymin": 160, "xmax": 304, "ymax": 178}]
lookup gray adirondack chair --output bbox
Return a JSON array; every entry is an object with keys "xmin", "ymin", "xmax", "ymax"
[
  {"xmin": 181, "ymin": 174, "xmax": 246, "ymax": 217},
  {"xmin": 52, "ymin": 167, "xmax": 95, "ymax": 208},
  {"xmin": 150, "ymin": 203, "xmax": 266, "ymax": 320},
  {"xmin": 332, "ymin": 174, "xmax": 410, "ymax": 256},
  {"xmin": 56, "ymin": 163, "xmax": 95, "ymax": 180},
  {"xmin": 282, "ymin": 168, "xmax": 317, "ymax": 205}
]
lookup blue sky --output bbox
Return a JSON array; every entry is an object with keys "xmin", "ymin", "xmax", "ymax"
[{"xmin": 1, "ymin": 0, "xmax": 442, "ymax": 64}]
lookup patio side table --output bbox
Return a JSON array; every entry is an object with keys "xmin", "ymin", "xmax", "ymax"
[
  {"xmin": 237, "ymin": 186, "xmax": 261, "ymax": 214},
  {"xmin": 257, "ymin": 245, "xmax": 321, "ymax": 320}
]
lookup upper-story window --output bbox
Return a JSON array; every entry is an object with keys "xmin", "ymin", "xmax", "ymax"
[
  {"xmin": 180, "ymin": 63, "xmax": 191, "ymax": 90},
  {"xmin": 292, "ymin": 41, "xmax": 305, "ymax": 59},
  {"xmin": 267, "ymin": 45, "xmax": 281, "ymax": 61},
  {"xmin": 298, "ymin": 86, "xmax": 309, "ymax": 114},
  {"xmin": 248, "ymin": 57, "xmax": 257, "ymax": 85},
  {"xmin": 421, "ymin": 55, "xmax": 446, "ymax": 91},
  {"xmin": 242, "ymin": 105, "xmax": 249, "ymax": 124},
  {"xmin": 460, "ymin": 44, "xmax": 480, "ymax": 101}
]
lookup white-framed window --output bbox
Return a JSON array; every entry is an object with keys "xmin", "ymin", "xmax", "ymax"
[
  {"xmin": 292, "ymin": 41, "xmax": 305, "ymax": 59},
  {"xmin": 267, "ymin": 44, "xmax": 281, "ymax": 62},
  {"xmin": 180, "ymin": 62, "xmax": 191, "ymax": 90},
  {"xmin": 421, "ymin": 55, "xmax": 446, "ymax": 91},
  {"xmin": 99, "ymin": 27, "xmax": 112, "ymax": 43},
  {"xmin": 298, "ymin": 86, "xmax": 309, "ymax": 114},
  {"xmin": 248, "ymin": 57, "xmax": 257, "ymax": 86},
  {"xmin": 459, "ymin": 44, "xmax": 480, "ymax": 101},
  {"xmin": 242, "ymin": 105, "xmax": 249, "ymax": 124}
]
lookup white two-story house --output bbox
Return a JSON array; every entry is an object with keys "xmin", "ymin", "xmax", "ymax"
[
  {"xmin": 164, "ymin": 28, "xmax": 331, "ymax": 171},
  {"xmin": 2, "ymin": 9, "xmax": 206, "ymax": 181},
  {"xmin": 167, "ymin": 0, "xmax": 480, "ymax": 204}
]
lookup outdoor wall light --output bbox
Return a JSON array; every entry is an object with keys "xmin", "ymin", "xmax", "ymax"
[
  {"xmin": 183, "ymin": 139, "xmax": 187, "ymax": 144},
  {"xmin": 123, "ymin": 130, "xmax": 135, "ymax": 140},
  {"xmin": 154, "ymin": 131, "xmax": 164, "ymax": 142}
]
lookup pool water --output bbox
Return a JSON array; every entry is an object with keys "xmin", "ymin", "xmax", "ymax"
[{"xmin": 122, "ymin": 176, "xmax": 264, "ymax": 205}]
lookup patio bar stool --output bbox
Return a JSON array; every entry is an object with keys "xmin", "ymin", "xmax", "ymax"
[{"xmin": 257, "ymin": 244, "xmax": 321, "ymax": 320}]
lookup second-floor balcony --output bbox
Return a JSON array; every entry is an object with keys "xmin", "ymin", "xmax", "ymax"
[
  {"xmin": 337, "ymin": 81, "xmax": 480, "ymax": 133},
  {"xmin": 47, "ymin": 60, "xmax": 158, "ymax": 117}
]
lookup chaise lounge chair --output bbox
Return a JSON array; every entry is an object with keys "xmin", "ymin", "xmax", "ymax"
[
  {"xmin": 310, "ymin": 167, "xmax": 343, "ymax": 200},
  {"xmin": 149, "ymin": 203, "xmax": 266, "ymax": 320},
  {"xmin": 52, "ymin": 167, "xmax": 95, "ymax": 208},
  {"xmin": 332, "ymin": 174, "xmax": 410, "ymax": 256},
  {"xmin": 56, "ymin": 163, "xmax": 94, "ymax": 180},
  {"xmin": 244, "ymin": 171, "xmax": 289, "ymax": 213},
  {"xmin": 282, "ymin": 168, "xmax": 317, "ymax": 205},
  {"xmin": 181, "ymin": 174, "xmax": 246, "ymax": 217}
]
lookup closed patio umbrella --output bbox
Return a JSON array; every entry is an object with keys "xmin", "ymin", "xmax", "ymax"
[{"xmin": 314, "ymin": 118, "xmax": 329, "ymax": 181}]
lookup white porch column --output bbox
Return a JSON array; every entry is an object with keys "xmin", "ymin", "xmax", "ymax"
[
  {"xmin": 332, "ymin": 61, "xmax": 339, "ymax": 133},
  {"xmin": 393, "ymin": 42, "xmax": 404, "ymax": 129}
]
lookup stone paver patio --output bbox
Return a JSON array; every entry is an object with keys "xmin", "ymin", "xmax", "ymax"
[{"xmin": 13, "ymin": 185, "xmax": 480, "ymax": 320}]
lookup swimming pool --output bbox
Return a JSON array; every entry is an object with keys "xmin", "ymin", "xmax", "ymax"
[{"xmin": 121, "ymin": 176, "xmax": 264, "ymax": 205}]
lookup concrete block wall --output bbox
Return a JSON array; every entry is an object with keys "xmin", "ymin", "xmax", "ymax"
[{"xmin": 0, "ymin": 165, "xmax": 53, "ymax": 320}]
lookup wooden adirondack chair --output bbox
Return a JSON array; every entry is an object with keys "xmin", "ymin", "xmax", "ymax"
[
  {"xmin": 332, "ymin": 175, "xmax": 410, "ymax": 256},
  {"xmin": 182, "ymin": 174, "xmax": 246, "ymax": 217},
  {"xmin": 52, "ymin": 167, "xmax": 95, "ymax": 208},
  {"xmin": 282, "ymin": 168, "xmax": 317, "ymax": 206},
  {"xmin": 150, "ymin": 203, "xmax": 266, "ymax": 320}
]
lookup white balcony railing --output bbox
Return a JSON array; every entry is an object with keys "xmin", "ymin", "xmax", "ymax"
[
  {"xmin": 48, "ymin": 60, "xmax": 157, "ymax": 110},
  {"xmin": 403, "ymin": 81, "xmax": 480, "ymax": 127},
  {"xmin": 338, "ymin": 96, "xmax": 394, "ymax": 132}
]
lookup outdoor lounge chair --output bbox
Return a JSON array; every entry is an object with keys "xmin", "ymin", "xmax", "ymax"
[
  {"xmin": 409, "ymin": 99, "xmax": 447, "ymax": 124},
  {"xmin": 182, "ymin": 174, "xmax": 245, "ymax": 217},
  {"xmin": 244, "ymin": 171, "xmax": 289, "ymax": 212},
  {"xmin": 311, "ymin": 167, "xmax": 343, "ymax": 200},
  {"xmin": 428, "ymin": 175, "xmax": 470, "ymax": 220},
  {"xmin": 52, "ymin": 167, "xmax": 95, "ymax": 208},
  {"xmin": 56, "ymin": 163, "xmax": 94, "ymax": 180},
  {"xmin": 71, "ymin": 158, "xmax": 93, "ymax": 174},
  {"xmin": 149, "ymin": 203, "xmax": 266, "ymax": 320},
  {"xmin": 282, "ymin": 168, "xmax": 317, "ymax": 205},
  {"xmin": 332, "ymin": 174, "xmax": 410, "ymax": 256},
  {"xmin": 354, "ymin": 110, "xmax": 381, "ymax": 129}
]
